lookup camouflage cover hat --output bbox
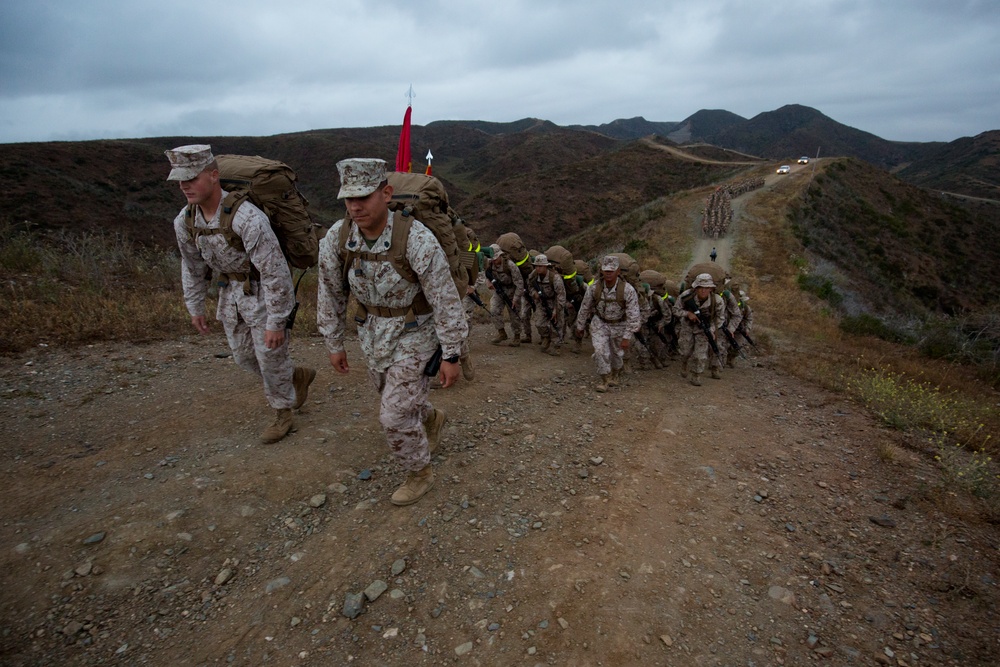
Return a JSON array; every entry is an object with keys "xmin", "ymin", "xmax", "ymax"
[
  {"xmin": 488, "ymin": 243, "xmax": 503, "ymax": 258},
  {"xmin": 601, "ymin": 255, "xmax": 620, "ymax": 271},
  {"xmin": 164, "ymin": 144, "xmax": 214, "ymax": 181},
  {"xmin": 337, "ymin": 158, "xmax": 387, "ymax": 199},
  {"xmin": 532, "ymin": 253, "xmax": 550, "ymax": 266},
  {"xmin": 692, "ymin": 273, "xmax": 716, "ymax": 288}
]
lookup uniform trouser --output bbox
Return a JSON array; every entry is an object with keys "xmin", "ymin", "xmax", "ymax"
[
  {"xmin": 590, "ymin": 318, "xmax": 630, "ymax": 375},
  {"xmin": 519, "ymin": 299, "xmax": 534, "ymax": 338},
  {"xmin": 459, "ymin": 296, "xmax": 477, "ymax": 358},
  {"xmin": 532, "ymin": 302, "xmax": 565, "ymax": 343},
  {"xmin": 489, "ymin": 292, "xmax": 522, "ymax": 337},
  {"xmin": 677, "ymin": 325, "xmax": 714, "ymax": 375},
  {"xmin": 714, "ymin": 328, "xmax": 734, "ymax": 370},
  {"xmin": 220, "ymin": 286, "xmax": 294, "ymax": 410},
  {"xmin": 368, "ymin": 354, "xmax": 434, "ymax": 473},
  {"xmin": 640, "ymin": 323, "xmax": 670, "ymax": 362}
]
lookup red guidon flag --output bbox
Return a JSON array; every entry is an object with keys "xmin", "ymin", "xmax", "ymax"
[{"xmin": 395, "ymin": 105, "xmax": 412, "ymax": 173}]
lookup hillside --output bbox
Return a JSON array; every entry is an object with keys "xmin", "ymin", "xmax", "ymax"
[
  {"xmin": 787, "ymin": 158, "xmax": 1000, "ymax": 316},
  {"xmin": 896, "ymin": 130, "xmax": 1000, "ymax": 201}
]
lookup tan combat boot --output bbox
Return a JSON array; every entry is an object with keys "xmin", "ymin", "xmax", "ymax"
[
  {"xmin": 508, "ymin": 336, "xmax": 521, "ymax": 348},
  {"xmin": 391, "ymin": 465, "xmax": 435, "ymax": 506},
  {"xmin": 651, "ymin": 355, "xmax": 664, "ymax": 369},
  {"xmin": 491, "ymin": 329, "xmax": 508, "ymax": 346},
  {"xmin": 710, "ymin": 367, "xmax": 722, "ymax": 379},
  {"xmin": 521, "ymin": 330, "xmax": 533, "ymax": 344},
  {"xmin": 595, "ymin": 374, "xmax": 611, "ymax": 393},
  {"xmin": 460, "ymin": 354, "xmax": 475, "ymax": 381},
  {"xmin": 546, "ymin": 342, "xmax": 561, "ymax": 357},
  {"xmin": 690, "ymin": 373, "xmax": 702, "ymax": 387},
  {"xmin": 292, "ymin": 366, "xmax": 317, "ymax": 410},
  {"xmin": 680, "ymin": 359, "xmax": 689, "ymax": 378},
  {"xmin": 571, "ymin": 338, "xmax": 583, "ymax": 355},
  {"xmin": 539, "ymin": 335, "xmax": 551, "ymax": 353},
  {"xmin": 261, "ymin": 408, "xmax": 293, "ymax": 444},
  {"xmin": 423, "ymin": 408, "xmax": 447, "ymax": 453},
  {"xmin": 608, "ymin": 369, "xmax": 620, "ymax": 387}
]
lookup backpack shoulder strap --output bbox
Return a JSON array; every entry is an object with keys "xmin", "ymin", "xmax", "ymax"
[
  {"xmin": 338, "ymin": 213, "xmax": 418, "ymax": 287},
  {"xmin": 616, "ymin": 279, "xmax": 626, "ymax": 305},
  {"xmin": 185, "ymin": 192, "xmax": 247, "ymax": 253}
]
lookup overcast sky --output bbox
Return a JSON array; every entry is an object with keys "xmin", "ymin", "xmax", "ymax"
[{"xmin": 1, "ymin": 0, "xmax": 997, "ymax": 145}]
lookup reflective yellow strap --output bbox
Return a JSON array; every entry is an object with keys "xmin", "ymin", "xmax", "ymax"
[
  {"xmin": 515, "ymin": 254, "xmax": 530, "ymax": 266},
  {"xmin": 562, "ymin": 271, "xmax": 577, "ymax": 280},
  {"xmin": 474, "ymin": 242, "xmax": 481, "ymax": 252}
]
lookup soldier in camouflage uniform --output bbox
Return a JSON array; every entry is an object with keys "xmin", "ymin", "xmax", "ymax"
[
  {"xmin": 166, "ymin": 145, "xmax": 315, "ymax": 444},
  {"xmin": 575, "ymin": 256, "xmax": 641, "ymax": 392},
  {"xmin": 317, "ymin": 158, "xmax": 467, "ymax": 507},
  {"xmin": 713, "ymin": 282, "xmax": 744, "ymax": 376},
  {"xmin": 673, "ymin": 273, "xmax": 726, "ymax": 386},
  {"xmin": 728, "ymin": 290, "xmax": 754, "ymax": 367},
  {"xmin": 527, "ymin": 254, "xmax": 567, "ymax": 356},
  {"xmin": 484, "ymin": 245, "xmax": 526, "ymax": 347}
]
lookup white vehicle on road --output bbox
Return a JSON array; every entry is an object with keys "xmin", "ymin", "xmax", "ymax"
[{"xmin": 776, "ymin": 165, "xmax": 790, "ymax": 174}]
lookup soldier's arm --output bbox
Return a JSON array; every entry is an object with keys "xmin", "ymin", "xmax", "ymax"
[
  {"xmin": 317, "ymin": 220, "xmax": 350, "ymax": 355},
  {"xmin": 174, "ymin": 212, "xmax": 210, "ymax": 322},
  {"xmin": 234, "ymin": 206, "xmax": 295, "ymax": 332},
  {"xmin": 408, "ymin": 225, "xmax": 468, "ymax": 361}
]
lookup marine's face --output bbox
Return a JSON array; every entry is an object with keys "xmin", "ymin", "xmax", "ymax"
[
  {"xmin": 602, "ymin": 269, "xmax": 618, "ymax": 287},
  {"xmin": 179, "ymin": 168, "xmax": 218, "ymax": 206},
  {"xmin": 345, "ymin": 185, "xmax": 392, "ymax": 238},
  {"xmin": 695, "ymin": 286, "xmax": 713, "ymax": 300}
]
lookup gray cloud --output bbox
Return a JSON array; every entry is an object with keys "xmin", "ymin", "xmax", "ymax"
[{"xmin": 1, "ymin": 0, "xmax": 997, "ymax": 144}]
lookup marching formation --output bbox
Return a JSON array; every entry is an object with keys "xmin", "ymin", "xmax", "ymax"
[
  {"xmin": 479, "ymin": 239, "xmax": 756, "ymax": 393},
  {"xmin": 164, "ymin": 145, "xmax": 757, "ymax": 507},
  {"xmin": 700, "ymin": 176, "xmax": 765, "ymax": 238}
]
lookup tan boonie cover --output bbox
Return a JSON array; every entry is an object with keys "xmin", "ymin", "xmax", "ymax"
[{"xmin": 214, "ymin": 154, "xmax": 319, "ymax": 269}]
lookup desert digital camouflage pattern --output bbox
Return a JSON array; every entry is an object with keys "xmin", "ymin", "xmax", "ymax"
[
  {"xmin": 164, "ymin": 144, "xmax": 214, "ymax": 181},
  {"xmin": 673, "ymin": 289, "xmax": 726, "ymax": 376},
  {"xmin": 577, "ymin": 278, "xmax": 641, "ymax": 375},
  {"xmin": 173, "ymin": 194, "xmax": 296, "ymax": 409},
  {"xmin": 714, "ymin": 289, "xmax": 744, "ymax": 372},
  {"xmin": 529, "ymin": 269, "xmax": 567, "ymax": 344},
  {"xmin": 316, "ymin": 212, "xmax": 467, "ymax": 472},
  {"xmin": 488, "ymin": 258, "xmax": 526, "ymax": 336},
  {"xmin": 316, "ymin": 212, "xmax": 466, "ymax": 369}
]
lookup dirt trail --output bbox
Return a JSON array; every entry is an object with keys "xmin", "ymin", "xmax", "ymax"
[{"xmin": 2, "ymin": 172, "xmax": 998, "ymax": 666}]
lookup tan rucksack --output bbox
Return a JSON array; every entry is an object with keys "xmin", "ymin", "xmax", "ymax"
[
  {"xmin": 338, "ymin": 172, "xmax": 467, "ymax": 303},
  {"xmin": 190, "ymin": 154, "xmax": 320, "ymax": 269},
  {"xmin": 609, "ymin": 252, "xmax": 641, "ymax": 285},
  {"xmin": 684, "ymin": 262, "xmax": 728, "ymax": 291}
]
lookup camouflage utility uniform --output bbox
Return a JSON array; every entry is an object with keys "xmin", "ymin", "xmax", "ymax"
[
  {"xmin": 673, "ymin": 288, "xmax": 725, "ymax": 380},
  {"xmin": 174, "ymin": 192, "xmax": 295, "ymax": 409},
  {"xmin": 317, "ymin": 212, "xmax": 467, "ymax": 472},
  {"xmin": 576, "ymin": 277, "xmax": 641, "ymax": 377},
  {"xmin": 529, "ymin": 264, "xmax": 567, "ymax": 351},
  {"xmin": 486, "ymin": 257, "xmax": 526, "ymax": 343}
]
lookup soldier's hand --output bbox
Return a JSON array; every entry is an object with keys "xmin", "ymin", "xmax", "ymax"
[
  {"xmin": 264, "ymin": 328, "xmax": 285, "ymax": 350},
  {"xmin": 191, "ymin": 315, "xmax": 210, "ymax": 334},
  {"xmin": 329, "ymin": 351, "xmax": 350, "ymax": 374},
  {"xmin": 439, "ymin": 360, "xmax": 460, "ymax": 388},
  {"xmin": 621, "ymin": 338, "xmax": 632, "ymax": 351}
]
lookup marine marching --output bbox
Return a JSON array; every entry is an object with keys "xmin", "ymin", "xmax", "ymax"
[{"xmin": 163, "ymin": 130, "xmax": 756, "ymax": 508}]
